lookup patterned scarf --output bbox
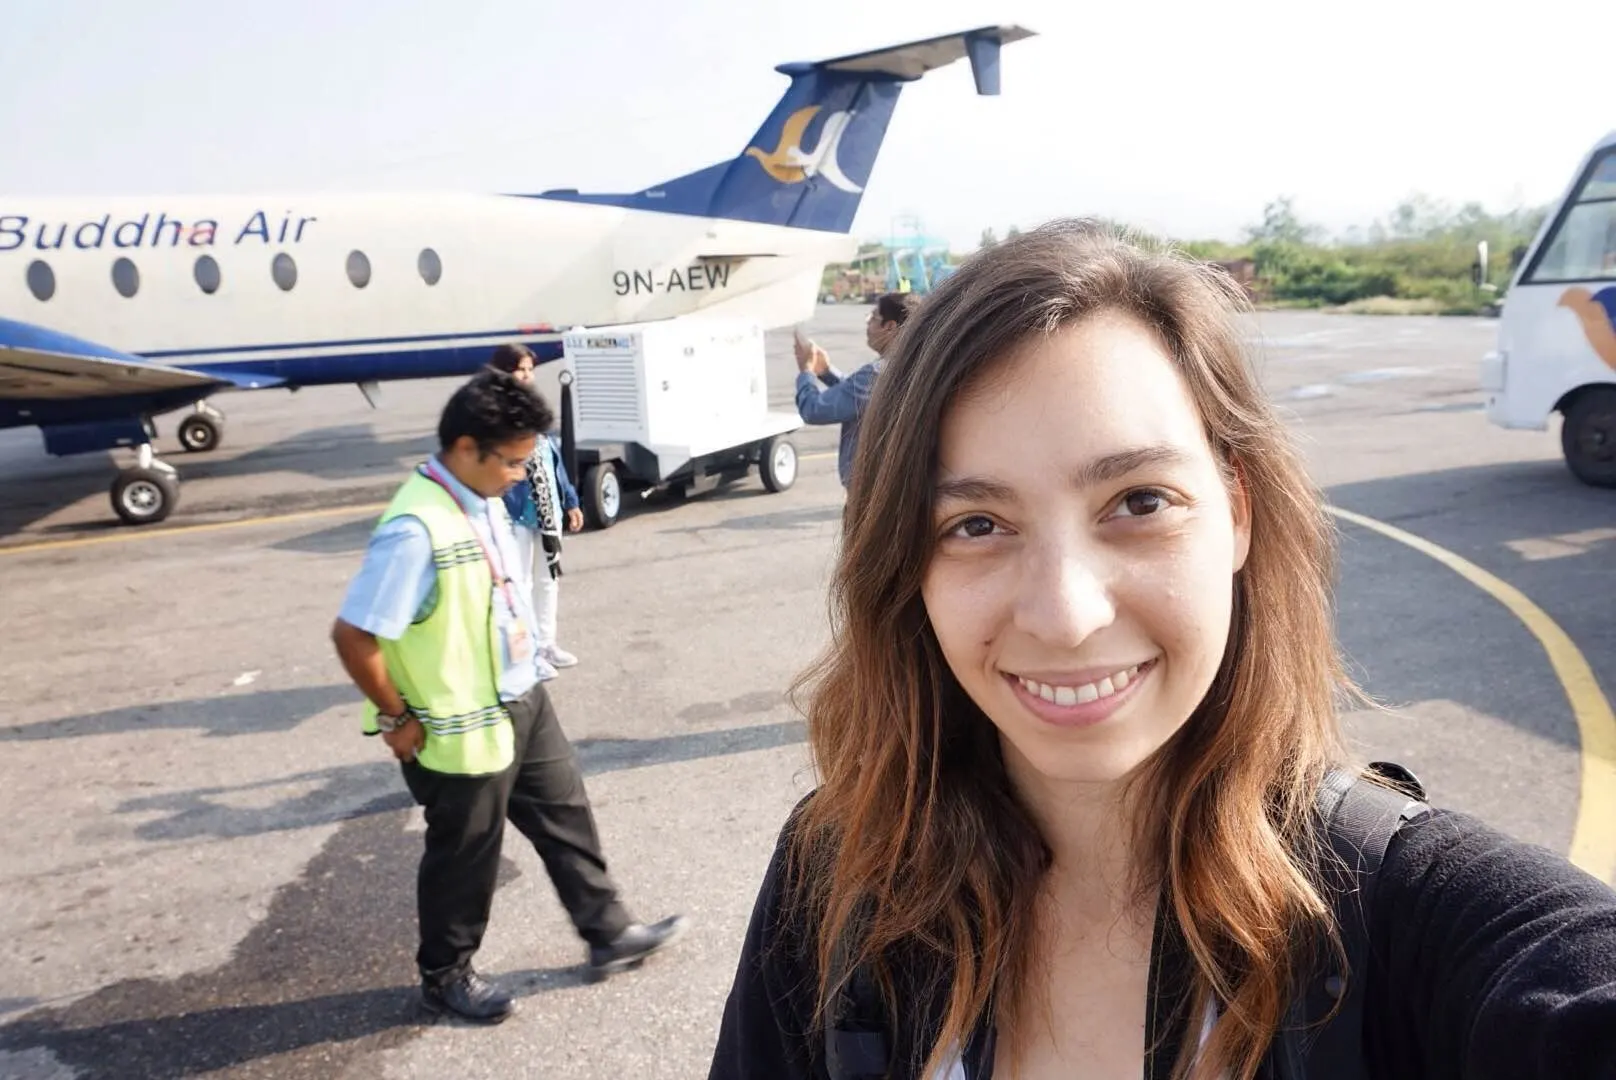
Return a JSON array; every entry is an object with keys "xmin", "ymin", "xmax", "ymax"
[{"xmin": 526, "ymin": 439, "xmax": 563, "ymax": 577}]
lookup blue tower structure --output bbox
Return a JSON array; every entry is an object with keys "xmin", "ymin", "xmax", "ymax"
[{"xmin": 878, "ymin": 214, "xmax": 955, "ymax": 295}]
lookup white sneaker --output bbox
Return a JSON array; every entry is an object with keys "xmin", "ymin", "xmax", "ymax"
[
  {"xmin": 544, "ymin": 645, "xmax": 579, "ymax": 668},
  {"xmin": 536, "ymin": 656, "xmax": 560, "ymax": 681}
]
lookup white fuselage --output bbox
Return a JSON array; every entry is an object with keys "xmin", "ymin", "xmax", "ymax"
[{"xmin": 0, "ymin": 193, "xmax": 854, "ymax": 382}]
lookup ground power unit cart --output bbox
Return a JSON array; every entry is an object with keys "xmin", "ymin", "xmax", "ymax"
[{"xmin": 555, "ymin": 318, "xmax": 802, "ymax": 529}]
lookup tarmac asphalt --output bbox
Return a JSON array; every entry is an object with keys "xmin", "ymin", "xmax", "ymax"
[{"xmin": 0, "ymin": 304, "xmax": 1610, "ymax": 1079}]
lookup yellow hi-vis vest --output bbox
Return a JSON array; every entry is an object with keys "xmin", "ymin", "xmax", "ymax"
[{"xmin": 360, "ymin": 470, "xmax": 515, "ymax": 776}]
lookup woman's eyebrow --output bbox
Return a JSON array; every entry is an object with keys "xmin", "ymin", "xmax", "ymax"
[
  {"xmin": 933, "ymin": 445, "xmax": 1192, "ymax": 504},
  {"xmin": 1071, "ymin": 444, "xmax": 1193, "ymax": 489},
  {"xmin": 933, "ymin": 475, "xmax": 1017, "ymax": 504}
]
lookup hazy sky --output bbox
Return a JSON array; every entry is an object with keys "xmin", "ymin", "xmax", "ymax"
[{"xmin": 1, "ymin": 0, "xmax": 1607, "ymax": 251}]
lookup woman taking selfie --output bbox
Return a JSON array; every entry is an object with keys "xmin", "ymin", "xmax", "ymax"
[{"xmin": 707, "ymin": 220, "xmax": 1616, "ymax": 1079}]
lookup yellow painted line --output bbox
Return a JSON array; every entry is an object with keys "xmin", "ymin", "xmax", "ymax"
[
  {"xmin": 0, "ymin": 449, "xmax": 839, "ymax": 558},
  {"xmin": 0, "ymin": 501, "xmax": 390, "ymax": 557},
  {"xmin": 1330, "ymin": 505, "xmax": 1616, "ymax": 883}
]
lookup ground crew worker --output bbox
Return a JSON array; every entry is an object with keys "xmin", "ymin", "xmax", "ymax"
[
  {"xmin": 793, "ymin": 292, "xmax": 921, "ymax": 488},
  {"xmin": 330, "ymin": 368, "xmax": 686, "ymax": 1024}
]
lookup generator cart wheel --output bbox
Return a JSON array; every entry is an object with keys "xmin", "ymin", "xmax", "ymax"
[
  {"xmin": 760, "ymin": 435, "xmax": 798, "ymax": 493},
  {"xmin": 581, "ymin": 462, "xmax": 622, "ymax": 529},
  {"xmin": 1561, "ymin": 387, "xmax": 1616, "ymax": 488}
]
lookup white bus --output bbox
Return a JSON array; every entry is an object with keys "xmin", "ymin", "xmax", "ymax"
[{"xmin": 1480, "ymin": 128, "xmax": 1616, "ymax": 487}]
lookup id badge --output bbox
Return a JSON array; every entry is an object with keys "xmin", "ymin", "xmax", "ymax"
[{"xmin": 509, "ymin": 619, "xmax": 534, "ymax": 666}]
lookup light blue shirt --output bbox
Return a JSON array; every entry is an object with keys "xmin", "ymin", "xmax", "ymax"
[{"xmin": 338, "ymin": 456, "xmax": 541, "ymax": 703}]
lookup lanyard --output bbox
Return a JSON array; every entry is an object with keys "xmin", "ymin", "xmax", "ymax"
[{"xmin": 420, "ymin": 460, "xmax": 522, "ymax": 620}]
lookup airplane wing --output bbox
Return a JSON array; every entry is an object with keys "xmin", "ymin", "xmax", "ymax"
[{"xmin": 0, "ymin": 317, "xmax": 272, "ymax": 401}]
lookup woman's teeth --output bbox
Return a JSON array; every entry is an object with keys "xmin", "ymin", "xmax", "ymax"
[{"xmin": 1017, "ymin": 664, "xmax": 1141, "ymax": 706}]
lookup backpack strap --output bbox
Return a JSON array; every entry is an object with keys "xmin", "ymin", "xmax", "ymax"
[{"xmin": 1279, "ymin": 762, "xmax": 1431, "ymax": 1080}]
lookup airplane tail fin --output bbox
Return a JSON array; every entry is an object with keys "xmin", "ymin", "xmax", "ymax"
[{"xmin": 537, "ymin": 25, "xmax": 1034, "ymax": 233}]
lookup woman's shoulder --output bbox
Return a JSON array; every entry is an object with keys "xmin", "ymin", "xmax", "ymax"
[
  {"xmin": 1374, "ymin": 802, "xmax": 1616, "ymax": 961},
  {"xmin": 1366, "ymin": 805, "xmax": 1616, "ymax": 1075},
  {"xmin": 1379, "ymin": 805, "xmax": 1616, "ymax": 911}
]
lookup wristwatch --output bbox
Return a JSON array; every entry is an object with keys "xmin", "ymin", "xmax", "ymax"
[{"xmin": 375, "ymin": 707, "xmax": 413, "ymax": 733}]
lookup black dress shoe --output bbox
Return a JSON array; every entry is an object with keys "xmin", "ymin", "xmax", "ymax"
[
  {"xmin": 421, "ymin": 968, "xmax": 514, "ymax": 1024},
  {"xmin": 587, "ymin": 914, "xmax": 690, "ymax": 976}
]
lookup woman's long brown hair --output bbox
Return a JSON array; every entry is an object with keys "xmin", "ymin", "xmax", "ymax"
[{"xmin": 786, "ymin": 219, "xmax": 1358, "ymax": 1080}]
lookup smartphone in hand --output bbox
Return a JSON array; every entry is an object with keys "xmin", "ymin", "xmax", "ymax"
[{"xmin": 792, "ymin": 325, "xmax": 813, "ymax": 366}]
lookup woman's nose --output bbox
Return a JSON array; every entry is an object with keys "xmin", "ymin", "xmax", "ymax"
[{"xmin": 1012, "ymin": 541, "xmax": 1116, "ymax": 648}]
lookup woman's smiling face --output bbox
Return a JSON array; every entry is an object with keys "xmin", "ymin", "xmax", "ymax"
[{"xmin": 920, "ymin": 310, "xmax": 1251, "ymax": 793}]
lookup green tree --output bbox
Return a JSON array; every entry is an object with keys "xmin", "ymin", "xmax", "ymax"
[
  {"xmin": 1245, "ymin": 196, "xmax": 1323, "ymax": 246},
  {"xmin": 979, "ymin": 227, "xmax": 998, "ymax": 250}
]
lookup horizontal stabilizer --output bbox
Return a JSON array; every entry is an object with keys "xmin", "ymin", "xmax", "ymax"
[{"xmin": 804, "ymin": 24, "xmax": 1034, "ymax": 93}]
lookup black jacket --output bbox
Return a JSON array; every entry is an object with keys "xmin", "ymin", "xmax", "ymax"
[{"xmin": 708, "ymin": 803, "xmax": 1616, "ymax": 1079}]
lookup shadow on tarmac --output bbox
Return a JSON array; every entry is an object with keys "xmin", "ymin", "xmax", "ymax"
[
  {"xmin": 0, "ymin": 714, "xmax": 803, "ymax": 1077},
  {"xmin": 1329, "ymin": 459, "xmax": 1615, "ymax": 754},
  {"xmin": 0, "ymin": 685, "xmax": 358, "ymax": 743},
  {"xmin": 0, "ymin": 423, "xmax": 433, "ymax": 541},
  {"xmin": 102, "ymin": 718, "xmax": 807, "ymax": 844},
  {"xmin": 0, "ymin": 799, "xmax": 484, "ymax": 1080}
]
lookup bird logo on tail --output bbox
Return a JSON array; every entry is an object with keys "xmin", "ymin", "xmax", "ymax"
[{"xmin": 745, "ymin": 105, "xmax": 865, "ymax": 194}]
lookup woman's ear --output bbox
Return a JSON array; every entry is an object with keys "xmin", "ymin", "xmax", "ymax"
[{"xmin": 1229, "ymin": 455, "xmax": 1252, "ymax": 573}]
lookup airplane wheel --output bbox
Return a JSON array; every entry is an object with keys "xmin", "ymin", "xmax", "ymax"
[
  {"xmin": 759, "ymin": 435, "xmax": 797, "ymax": 493},
  {"xmin": 111, "ymin": 466, "xmax": 179, "ymax": 526},
  {"xmin": 581, "ymin": 463, "xmax": 620, "ymax": 530},
  {"xmin": 177, "ymin": 413, "xmax": 222, "ymax": 453}
]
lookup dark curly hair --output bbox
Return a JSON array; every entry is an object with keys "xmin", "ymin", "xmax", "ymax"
[
  {"xmin": 875, "ymin": 291, "xmax": 922, "ymax": 326},
  {"xmin": 437, "ymin": 368, "xmax": 555, "ymax": 455}
]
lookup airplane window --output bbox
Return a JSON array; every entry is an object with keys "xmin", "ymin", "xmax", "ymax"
[
  {"xmin": 26, "ymin": 260, "xmax": 54, "ymax": 302},
  {"xmin": 346, "ymin": 250, "xmax": 371, "ymax": 289},
  {"xmin": 272, "ymin": 252, "xmax": 297, "ymax": 292},
  {"xmin": 112, "ymin": 257, "xmax": 140, "ymax": 298},
  {"xmin": 418, "ymin": 247, "xmax": 442, "ymax": 286},
  {"xmin": 194, "ymin": 255, "xmax": 222, "ymax": 295}
]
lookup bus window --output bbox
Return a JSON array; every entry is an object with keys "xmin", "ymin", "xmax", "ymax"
[{"xmin": 1525, "ymin": 149, "xmax": 1616, "ymax": 283}]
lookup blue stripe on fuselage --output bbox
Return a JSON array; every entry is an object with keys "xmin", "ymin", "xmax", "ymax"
[
  {"xmin": 142, "ymin": 326, "xmax": 559, "ymax": 360},
  {"xmin": 178, "ymin": 336, "xmax": 564, "ymax": 385},
  {"xmin": 0, "ymin": 338, "xmax": 566, "ymax": 432}
]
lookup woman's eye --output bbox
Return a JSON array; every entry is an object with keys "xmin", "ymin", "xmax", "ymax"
[
  {"xmin": 948, "ymin": 514, "xmax": 999, "ymax": 539},
  {"xmin": 1116, "ymin": 489, "xmax": 1170, "ymax": 518}
]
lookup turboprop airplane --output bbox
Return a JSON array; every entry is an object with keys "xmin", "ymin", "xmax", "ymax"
[{"xmin": 0, "ymin": 24, "xmax": 1033, "ymax": 526}]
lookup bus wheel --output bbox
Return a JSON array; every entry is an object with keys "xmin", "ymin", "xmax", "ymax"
[{"xmin": 1562, "ymin": 387, "xmax": 1616, "ymax": 488}]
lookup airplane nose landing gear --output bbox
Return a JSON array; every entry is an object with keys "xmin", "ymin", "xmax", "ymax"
[{"xmin": 111, "ymin": 443, "xmax": 180, "ymax": 525}]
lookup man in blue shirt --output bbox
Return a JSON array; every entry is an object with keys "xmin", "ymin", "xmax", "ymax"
[
  {"xmin": 793, "ymin": 292, "xmax": 921, "ymax": 488},
  {"xmin": 331, "ymin": 369, "xmax": 687, "ymax": 1025}
]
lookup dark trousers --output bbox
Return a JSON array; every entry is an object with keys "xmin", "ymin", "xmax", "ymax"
[{"xmin": 399, "ymin": 682, "xmax": 633, "ymax": 983}]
